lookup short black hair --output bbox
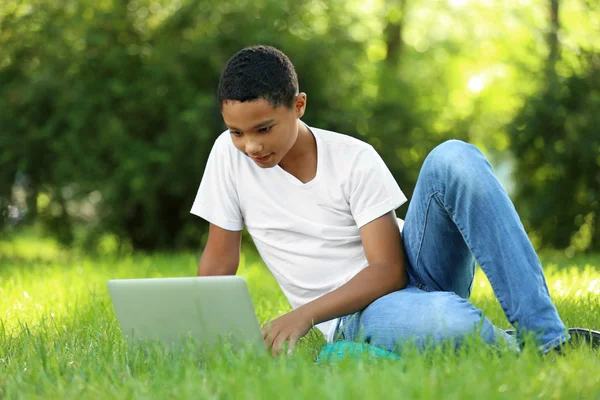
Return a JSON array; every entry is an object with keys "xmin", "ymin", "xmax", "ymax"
[{"xmin": 217, "ymin": 45, "xmax": 299, "ymax": 109}]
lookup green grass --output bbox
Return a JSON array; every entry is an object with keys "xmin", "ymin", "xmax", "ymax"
[{"xmin": 1, "ymin": 231, "xmax": 599, "ymax": 399}]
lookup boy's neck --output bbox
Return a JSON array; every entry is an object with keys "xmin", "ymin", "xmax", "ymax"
[{"xmin": 278, "ymin": 122, "xmax": 317, "ymax": 184}]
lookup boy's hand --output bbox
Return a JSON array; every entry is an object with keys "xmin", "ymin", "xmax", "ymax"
[{"xmin": 261, "ymin": 308, "xmax": 313, "ymax": 358}]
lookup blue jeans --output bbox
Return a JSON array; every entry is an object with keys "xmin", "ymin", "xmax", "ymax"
[{"xmin": 334, "ymin": 140, "xmax": 569, "ymax": 353}]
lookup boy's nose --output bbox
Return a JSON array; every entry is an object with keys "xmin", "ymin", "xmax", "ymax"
[{"xmin": 245, "ymin": 141, "xmax": 264, "ymax": 155}]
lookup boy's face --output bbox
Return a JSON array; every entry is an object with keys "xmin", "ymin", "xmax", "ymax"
[{"xmin": 221, "ymin": 95, "xmax": 306, "ymax": 168}]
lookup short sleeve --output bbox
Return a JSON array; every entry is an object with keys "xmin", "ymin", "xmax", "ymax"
[
  {"xmin": 349, "ymin": 146, "xmax": 407, "ymax": 228},
  {"xmin": 190, "ymin": 134, "xmax": 243, "ymax": 231}
]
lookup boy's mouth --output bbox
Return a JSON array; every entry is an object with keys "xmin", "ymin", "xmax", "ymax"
[{"xmin": 252, "ymin": 153, "xmax": 272, "ymax": 163}]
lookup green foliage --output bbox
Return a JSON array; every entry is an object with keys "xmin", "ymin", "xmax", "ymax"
[
  {"xmin": 509, "ymin": 52, "xmax": 600, "ymax": 251},
  {"xmin": 0, "ymin": 0, "xmax": 384, "ymax": 249},
  {"xmin": 0, "ymin": 0, "xmax": 598, "ymax": 250}
]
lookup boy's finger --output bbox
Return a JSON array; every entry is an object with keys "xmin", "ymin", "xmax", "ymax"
[
  {"xmin": 263, "ymin": 328, "xmax": 274, "ymax": 349},
  {"xmin": 267, "ymin": 330, "xmax": 282, "ymax": 352},
  {"xmin": 287, "ymin": 336, "xmax": 298, "ymax": 356},
  {"xmin": 261, "ymin": 321, "xmax": 274, "ymax": 339},
  {"xmin": 272, "ymin": 335, "xmax": 286, "ymax": 358}
]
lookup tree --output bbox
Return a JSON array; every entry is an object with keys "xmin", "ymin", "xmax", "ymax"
[{"xmin": 509, "ymin": 0, "xmax": 599, "ymax": 251}]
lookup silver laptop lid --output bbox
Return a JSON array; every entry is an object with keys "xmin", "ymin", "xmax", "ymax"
[{"xmin": 107, "ymin": 276, "xmax": 265, "ymax": 351}]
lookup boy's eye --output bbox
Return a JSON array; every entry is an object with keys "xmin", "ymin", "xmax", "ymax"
[
  {"xmin": 230, "ymin": 131, "xmax": 242, "ymax": 136},
  {"xmin": 259, "ymin": 126, "xmax": 272, "ymax": 133}
]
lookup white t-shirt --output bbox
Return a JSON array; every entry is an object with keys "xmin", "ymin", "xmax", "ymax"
[{"xmin": 190, "ymin": 124, "xmax": 407, "ymax": 342}]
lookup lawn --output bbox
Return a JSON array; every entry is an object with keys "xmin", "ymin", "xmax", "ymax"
[{"xmin": 1, "ymin": 231, "xmax": 599, "ymax": 399}]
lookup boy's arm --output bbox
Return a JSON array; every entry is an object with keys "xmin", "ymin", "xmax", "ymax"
[
  {"xmin": 197, "ymin": 223, "xmax": 242, "ymax": 276},
  {"xmin": 300, "ymin": 210, "xmax": 406, "ymax": 320},
  {"xmin": 263, "ymin": 211, "xmax": 406, "ymax": 356}
]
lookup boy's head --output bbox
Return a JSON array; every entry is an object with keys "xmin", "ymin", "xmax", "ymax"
[
  {"xmin": 217, "ymin": 45, "xmax": 298, "ymax": 108},
  {"xmin": 218, "ymin": 46, "xmax": 308, "ymax": 169}
]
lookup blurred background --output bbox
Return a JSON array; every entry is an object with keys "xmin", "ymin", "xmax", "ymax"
[{"xmin": 0, "ymin": 0, "xmax": 598, "ymax": 255}]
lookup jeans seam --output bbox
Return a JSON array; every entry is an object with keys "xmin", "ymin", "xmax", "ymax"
[
  {"xmin": 539, "ymin": 332, "xmax": 571, "ymax": 353},
  {"xmin": 413, "ymin": 191, "xmax": 442, "ymax": 291},
  {"xmin": 431, "ymin": 191, "xmax": 510, "ymax": 317}
]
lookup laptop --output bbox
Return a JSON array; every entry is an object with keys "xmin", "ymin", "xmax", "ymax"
[{"xmin": 107, "ymin": 276, "xmax": 265, "ymax": 351}]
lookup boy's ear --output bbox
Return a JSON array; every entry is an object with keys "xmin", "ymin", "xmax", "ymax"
[{"xmin": 294, "ymin": 92, "xmax": 307, "ymax": 118}]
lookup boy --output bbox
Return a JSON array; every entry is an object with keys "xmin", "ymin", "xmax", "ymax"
[{"xmin": 191, "ymin": 45, "xmax": 572, "ymax": 358}]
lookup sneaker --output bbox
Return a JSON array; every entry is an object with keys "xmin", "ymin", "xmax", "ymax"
[
  {"xmin": 503, "ymin": 327, "xmax": 600, "ymax": 348},
  {"xmin": 566, "ymin": 328, "xmax": 600, "ymax": 348}
]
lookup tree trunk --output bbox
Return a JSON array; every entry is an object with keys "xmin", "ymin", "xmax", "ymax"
[
  {"xmin": 26, "ymin": 179, "xmax": 39, "ymax": 223},
  {"xmin": 383, "ymin": 0, "xmax": 405, "ymax": 70},
  {"xmin": 546, "ymin": 0, "xmax": 560, "ymax": 83}
]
